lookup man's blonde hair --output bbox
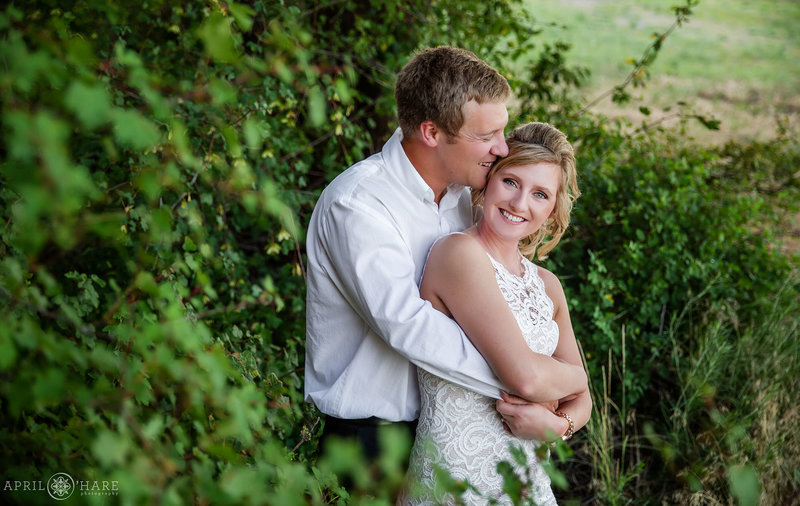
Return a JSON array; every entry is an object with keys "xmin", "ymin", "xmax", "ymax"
[
  {"xmin": 395, "ymin": 46, "xmax": 511, "ymax": 139},
  {"xmin": 472, "ymin": 122, "xmax": 580, "ymax": 260}
]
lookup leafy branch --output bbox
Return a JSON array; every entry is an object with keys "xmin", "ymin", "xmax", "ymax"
[{"xmin": 580, "ymin": 0, "xmax": 700, "ymax": 114}]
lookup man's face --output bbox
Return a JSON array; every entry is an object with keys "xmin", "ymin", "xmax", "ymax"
[{"xmin": 438, "ymin": 100, "xmax": 509, "ymax": 190}]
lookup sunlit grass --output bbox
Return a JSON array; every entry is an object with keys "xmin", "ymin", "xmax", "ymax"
[{"xmin": 520, "ymin": 0, "xmax": 800, "ymax": 144}]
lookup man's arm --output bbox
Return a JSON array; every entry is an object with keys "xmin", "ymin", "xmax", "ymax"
[{"xmin": 318, "ymin": 197, "xmax": 504, "ymax": 398}]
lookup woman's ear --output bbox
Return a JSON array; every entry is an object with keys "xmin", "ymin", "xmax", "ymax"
[{"xmin": 419, "ymin": 121, "xmax": 441, "ymax": 147}]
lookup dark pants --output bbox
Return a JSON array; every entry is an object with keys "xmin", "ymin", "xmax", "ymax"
[{"xmin": 320, "ymin": 416, "xmax": 417, "ymax": 462}]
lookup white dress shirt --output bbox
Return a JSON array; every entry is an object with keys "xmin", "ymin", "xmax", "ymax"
[{"xmin": 304, "ymin": 128, "xmax": 503, "ymax": 422}]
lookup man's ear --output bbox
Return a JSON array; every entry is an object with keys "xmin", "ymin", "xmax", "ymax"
[{"xmin": 419, "ymin": 121, "xmax": 441, "ymax": 147}]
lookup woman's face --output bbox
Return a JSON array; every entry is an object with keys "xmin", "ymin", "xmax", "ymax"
[{"xmin": 481, "ymin": 162, "xmax": 561, "ymax": 242}]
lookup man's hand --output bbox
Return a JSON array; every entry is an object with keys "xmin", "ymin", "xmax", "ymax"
[{"xmin": 496, "ymin": 391, "xmax": 561, "ymax": 441}]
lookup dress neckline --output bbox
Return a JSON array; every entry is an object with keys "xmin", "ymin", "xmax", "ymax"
[
  {"xmin": 485, "ymin": 250, "xmax": 529, "ymax": 280},
  {"xmin": 450, "ymin": 231, "xmax": 529, "ymax": 279},
  {"xmin": 453, "ymin": 230, "xmax": 536, "ymax": 279}
]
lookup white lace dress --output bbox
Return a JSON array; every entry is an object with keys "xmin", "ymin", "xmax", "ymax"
[{"xmin": 403, "ymin": 252, "xmax": 560, "ymax": 506}]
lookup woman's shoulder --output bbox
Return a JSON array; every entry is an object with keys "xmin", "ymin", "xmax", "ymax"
[
  {"xmin": 425, "ymin": 231, "xmax": 494, "ymax": 282},
  {"xmin": 429, "ymin": 231, "xmax": 486, "ymax": 263},
  {"xmin": 422, "ymin": 232, "xmax": 499, "ymax": 299},
  {"xmin": 532, "ymin": 263, "xmax": 558, "ymax": 284},
  {"xmin": 531, "ymin": 263, "xmax": 568, "ymax": 302}
]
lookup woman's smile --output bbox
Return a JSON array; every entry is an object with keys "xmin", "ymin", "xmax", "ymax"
[{"xmin": 500, "ymin": 209, "xmax": 526, "ymax": 223}]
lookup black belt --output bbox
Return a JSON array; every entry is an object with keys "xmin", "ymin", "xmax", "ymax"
[{"xmin": 325, "ymin": 416, "xmax": 409, "ymax": 428}]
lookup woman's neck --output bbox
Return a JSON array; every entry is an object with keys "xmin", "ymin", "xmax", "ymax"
[{"xmin": 468, "ymin": 220, "xmax": 524, "ymax": 276}]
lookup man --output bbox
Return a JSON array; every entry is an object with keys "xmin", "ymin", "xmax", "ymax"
[{"xmin": 305, "ymin": 46, "xmax": 544, "ymax": 459}]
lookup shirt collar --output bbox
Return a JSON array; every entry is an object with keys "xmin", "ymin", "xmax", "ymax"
[{"xmin": 383, "ymin": 127, "xmax": 467, "ymax": 206}]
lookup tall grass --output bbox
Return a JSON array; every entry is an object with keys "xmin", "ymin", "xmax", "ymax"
[
  {"xmin": 566, "ymin": 272, "xmax": 800, "ymax": 504},
  {"xmin": 580, "ymin": 329, "xmax": 645, "ymax": 505}
]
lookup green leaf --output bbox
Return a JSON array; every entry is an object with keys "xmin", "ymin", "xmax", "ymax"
[
  {"xmin": 307, "ymin": 85, "xmax": 326, "ymax": 127},
  {"xmin": 183, "ymin": 236, "xmax": 197, "ymax": 252},
  {"xmin": 694, "ymin": 114, "xmax": 722, "ymax": 131},
  {"xmin": 32, "ymin": 367, "xmax": 67, "ymax": 407},
  {"xmin": 243, "ymin": 118, "xmax": 269, "ymax": 151},
  {"xmin": 198, "ymin": 11, "xmax": 238, "ymax": 64},
  {"xmin": 111, "ymin": 109, "xmax": 160, "ymax": 150},
  {"xmin": 209, "ymin": 77, "xmax": 237, "ymax": 105},
  {"xmin": 92, "ymin": 430, "xmax": 130, "ymax": 467},
  {"xmin": 65, "ymin": 37, "xmax": 96, "ymax": 67},
  {"xmin": 142, "ymin": 416, "xmax": 165, "ymax": 441},
  {"xmin": 0, "ymin": 325, "xmax": 18, "ymax": 370},
  {"xmin": 728, "ymin": 464, "xmax": 760, "ymax": 506},
  {"xmin": 497, "ymin": 460, "xmax": 523, "ymax": 503},
  {"xmin": 228, "ymin": 3, "xmax": 255, "ymax": 32}
]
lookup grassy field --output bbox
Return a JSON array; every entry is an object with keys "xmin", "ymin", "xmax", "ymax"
[{"xmin": 520, "ymin": 0, "xmax": 800, "ymax": 145}]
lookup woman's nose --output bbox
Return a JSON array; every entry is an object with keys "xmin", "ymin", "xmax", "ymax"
[{"xmin": 508, "ymin": 191, "xmax": 525, "ymax": 211}]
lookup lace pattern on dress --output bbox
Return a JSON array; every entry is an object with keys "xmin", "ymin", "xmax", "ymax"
[{"xmin": 402, "ymin": 252, "xmax": 560, "ymax": 505}]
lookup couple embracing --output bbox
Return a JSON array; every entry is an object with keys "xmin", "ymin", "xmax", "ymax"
[{"xmin": 304, "ymin": 46, "xmax": 592, "ymax": 505}]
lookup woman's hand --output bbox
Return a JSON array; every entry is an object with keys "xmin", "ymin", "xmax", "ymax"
[
  {"xmin": 497, "ymin": 391, "xmax": 565, "ymax": 441},
  {"xmin": 501, "ymin": 391, "xmax": 558, "ymax": 412}
]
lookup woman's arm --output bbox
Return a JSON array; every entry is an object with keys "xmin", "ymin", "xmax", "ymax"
[
  {"xmin": 420, "ymin": 234, "xmax": 587, "ymax": 402},
  {"xmin": 539, "ymin": 267, "xmax": 592, "ymax": 433},
  {"xmin": 496, "ymin": 268, "xmax": 592, "ymax": 440}
]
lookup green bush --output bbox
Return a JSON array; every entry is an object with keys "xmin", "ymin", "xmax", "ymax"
[
  {"xmin": 538, "ymin": 120, "xmax": 800, "ymax": 503},
  {"xmin": 539, "ymin": 120, "xmax": 797, "ymax": 405},
  {"xmin": 0, "ymin": 0, "xmax": 572, "ymax": 503},
  {"xmin": 1, "ymin": 1, "xmax": 320, "ymax": 502}
]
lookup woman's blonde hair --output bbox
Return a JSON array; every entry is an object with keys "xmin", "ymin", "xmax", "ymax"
[{"xmin": 471, "ymin": 122, "xmax": 580, "ymax": 260}]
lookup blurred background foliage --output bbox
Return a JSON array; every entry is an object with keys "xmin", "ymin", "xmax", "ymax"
[{"xmin": 0, "ymin": 0, "xmax": 797, "ymax": 504}]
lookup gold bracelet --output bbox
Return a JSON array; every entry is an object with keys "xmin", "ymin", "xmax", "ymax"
[{"xmin": 554, "ymin": 410, "xmax": 574, "ymax": 441}]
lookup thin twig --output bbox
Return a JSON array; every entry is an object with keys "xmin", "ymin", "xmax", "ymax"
[
  {"xmin": 190, "ymin": 299, "xmax": 266, "ymax": 320},
  {"xmin": 278, "ymin": 105, "xmax": 374, "ymax": 163},
  {"xmin": 635, "ymin": 112, "xmax": 683, "ymax": 133},
  {"xmin": 579, "ymin": 7, "xmax": 688, "ymax": 115},
  {"xmin": 294, "ymin": 237, "xmax": 307, "ymax": 281},
  {"xmin": 0, "ymin": 285, "xmax": 115, "ymax": 343},
  {"xmin": 291, "ymin": 416, "xmax": 320, "ymax": 453},
  {"xmin": 106, "ymin": 180, "xmax": 132, "ymax": 194}
]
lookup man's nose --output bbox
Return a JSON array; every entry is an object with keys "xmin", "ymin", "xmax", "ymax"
[{"xmin": 491, "ymin": 135, "xmax": 509, "ymax": 157}]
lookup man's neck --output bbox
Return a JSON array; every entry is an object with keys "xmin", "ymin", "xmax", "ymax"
[{"xmin": 402, "ymin": 137, "xmax": 447, "ymax": 205}]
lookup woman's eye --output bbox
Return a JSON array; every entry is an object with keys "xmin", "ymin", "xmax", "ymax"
[
  {"xmin": 534, "ymin": 191, "xmax": 547, "ymax": 199},
  {"xmin": 503, "ymin": 178, "xmax": 517, "ymax": 187}
]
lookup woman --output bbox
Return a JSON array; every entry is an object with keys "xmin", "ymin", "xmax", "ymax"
[{"xmin": 402, "ymin": 122, "xmax": 592, "ymax": 505}]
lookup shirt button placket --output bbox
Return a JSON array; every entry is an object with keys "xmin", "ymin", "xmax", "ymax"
[{"xmin": 438, "ymin": 207, "xmax": 450, "ymax": 235}]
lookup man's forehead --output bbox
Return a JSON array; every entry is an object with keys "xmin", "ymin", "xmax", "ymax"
[{"xmin": 460, "ymin": 100, "xmax": 508, "ymax": 133}]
